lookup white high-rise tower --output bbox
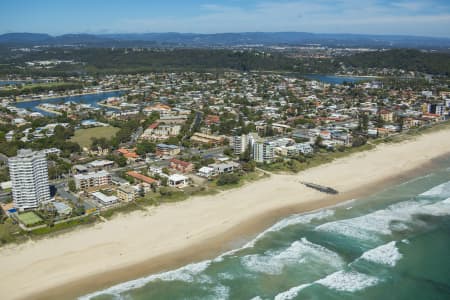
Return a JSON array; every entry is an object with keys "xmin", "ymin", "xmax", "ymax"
[{"xmin": 8, "ymin": 149, "xmax": 50, "ymax": 211}]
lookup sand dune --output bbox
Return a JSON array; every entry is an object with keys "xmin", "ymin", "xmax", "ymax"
[{"xmin": 1, "ymin": 129, "xmax": 449, "ymax": 300}]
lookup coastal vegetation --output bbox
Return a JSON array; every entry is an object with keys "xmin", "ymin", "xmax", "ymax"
[
  {"xmin": 0, "ymin": 82, "xmax": 83, "ymax": 97},
  {"xmin": 1, "ymin": 48, "xmax": 449, "ymax": 76}
]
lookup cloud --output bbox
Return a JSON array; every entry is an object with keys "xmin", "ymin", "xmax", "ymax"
[{"xmin": 111, "ymin": 0, "xmax": 450, "ymax": 37}]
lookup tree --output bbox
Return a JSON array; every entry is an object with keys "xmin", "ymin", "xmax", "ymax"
[
  {"xmin": 397, "ymin": 116, "xmax": 405, "ymax": 132},
  {"xmin": 68, "ymin": 180, "xmax": 76, "ymax": 192},
  {"xmin": 315, "ymin": 136, "xmax": 323, "ymax": 148},
  {"xmin": 240, "ymin": 147, "xmax": 251, "ymax": 162},
  {"xmin": 217, "ymin": 173, "xmax": 240, "ymax": 186},
  {"xmin": 242, "ymin": 161, "xmax": 256, "ymax": 172},
  {"xmin": 116, "ymin": 155, "xmax": 127, "ymax": 167},
  {"xmin": 357, "ymin": 112, "xmax": 369, "ymax": 133},
  {"xmin": 352, "ymin": 135, "xmax": 367, "ymax": 147},
  {"xmin": 223, "ymin": 147, "xmax": 233, "ymax": 157},
  {"xmin": 136, "ymin": 140, "xmax": 156, "ymax": 155}
]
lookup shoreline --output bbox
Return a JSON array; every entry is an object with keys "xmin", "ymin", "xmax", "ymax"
[
  {"xmin": 39, "ymin": 158, "xmax": 443, "ymax": 300},
  {"xmin": 12, "ymin": 89, "xmax": 129, "ymax": 103},
  {"xmin": 35, "ymin": 105, "xmax": 63, "ymax": 115},
  {"xmin": 1, "ymin": 129, "xmax": 450, "ymax": 300}
]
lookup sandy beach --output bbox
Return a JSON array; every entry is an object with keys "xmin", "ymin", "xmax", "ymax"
[{"xmin": 1, "ymin": 128, "xmax": 450, "ymax": 300}]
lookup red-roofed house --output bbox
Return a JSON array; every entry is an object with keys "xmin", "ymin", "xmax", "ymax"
[
  {"xmin": 205, "ymin": 115, "xmax": 220, "ymax": 126},
  {"xmin": 117, "ymin": 148, "xmax": 139, "ymax": 160},
  {"xmin": 379, "ymin": 110, "xmax": 394, "ymax": 123},
  {"xmin": 169, "ymin": 158, "xmax": 194, "ymax": 173},
  {"xmin": 126, "ymin": 171, "xmax": 159, "ymax": 185}
]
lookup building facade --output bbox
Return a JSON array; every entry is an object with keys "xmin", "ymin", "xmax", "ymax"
[
  {"xmin": 74, "ymin": 170, "xmax": 112, "ymax": 190},
  {"xmin": 9, "ymin": 149, "xmax": 50, "ymax": 211},
  {"xmin": 233, "ymin": 134, "xmax": 248, "ymax": 155},
  {"xmin": 249, "ymin": 133, "xmax": 274, "ymax": 163}
]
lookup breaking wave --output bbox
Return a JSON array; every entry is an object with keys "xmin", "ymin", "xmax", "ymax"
[
  {"xmin": 359, "ymin": 241, "xmax": 402, "ymax": 267},
  {"xmin": 241, "ymin": 238, "xmax": 343, "ymax": 275}
]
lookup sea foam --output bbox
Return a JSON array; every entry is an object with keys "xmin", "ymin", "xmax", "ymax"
[
  {"xmin": 214, "ymin": 209, "xmax": 335, "ymax": 262},
  {"xmin": 274, "ymin": 283, "xmax": 312, "ymax": 300},
  {"xmin": 241, "ymin": 238, "xmax": 343, "ymax": 275},
  {"xmin": 79, "ymin": 260, "xmax": 212, "ymax": 299},
  {"xmin": 316, "ymin": 270, "xmax": 379, "ymax": 292},
  {"xmin": 359, "ymin": 241, "xmax": 402, "ymax": 267},
  {"xmin": 274, "ymin": 269, "xmax": 379, "ymax": 299},
  {"xmin": 420, "ymin": 181, "xmax": 450, "ymax": 197},
  {"xmin": 315, "ymin": 198, "xmax": 450, "ymax": 241}
]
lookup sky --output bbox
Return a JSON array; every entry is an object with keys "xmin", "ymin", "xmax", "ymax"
[{"xmin": 1, "ymin": 0, "xmax": 450, "ymax": 37}]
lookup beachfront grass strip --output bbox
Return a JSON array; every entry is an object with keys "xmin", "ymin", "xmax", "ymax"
[
  {"xmin": 18, "ymin": 212, "xmax": 43, "ymax": 226},
  {"xmin": 30, "ymin": 215, "xmax": 98, "ymax": 236},
  {"xmin": 70, "ymin": 126, "xmax": 119, "ymax": 148},
  {"xmin": 0, "ymin": 220, "xmax": 23, "ymax": 245}
]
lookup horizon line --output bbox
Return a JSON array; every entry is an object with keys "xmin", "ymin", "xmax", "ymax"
[{"xmin": 1, "ymin": 31, "xmax": 450, "ymax": 40}]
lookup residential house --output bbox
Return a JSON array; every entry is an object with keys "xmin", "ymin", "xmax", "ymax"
[
  {"xmin": 156, "ymin": 144, "xmax": 181, "ymax": 157},
  {"xmin": 126, "ymin": 171, "xmax": 159, "ymax": 185},
  {"xmin": 379, "ymin": 110, "xmax": 394, "ymax": 123},
  {"xmin": 168, "ymin": 174, "xmax": 189, "ymax": 188},
  {"xmin": 208, "ymin": 162, "xmax": 240, "ymax": 174},
  {"xmin": 190, "ymin": 132, "xmax": 225, "ymax": 145},
  {"xmin": 74, "ymin": 171, "xmax": 112, "ymax": 190},
  {"xmin": 169, "ymin": 158, "xmax": 194, "ymax": 173},
  {"xmin": 141, "ymin": 123, "xmax": 181, "ymax": 141},
  {"xmin": 117, "ymin": 148, "xmax": 139, "ymax": 161},
  {"xmin": 205, "ymin": 115, "xmax": 220, "ymax": 126},
  {"xmin": 197, "ymin": 166, "xmax": 215, "ymax": 178},
  {"xmin": 117, "ymin": 185, "xmax": 136, "ymax": 202},
  {"xmin": 91, "ymin": 191, "xmax": 118, "ymax": 206}
]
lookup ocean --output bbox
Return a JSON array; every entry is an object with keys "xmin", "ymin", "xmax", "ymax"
[{"xmin": 80, "ymin": 158, "xmax": 450, "ymax": 300}]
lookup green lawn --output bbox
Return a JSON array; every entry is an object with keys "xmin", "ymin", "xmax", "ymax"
[
  {"xmin": 18, "ymin": 212, "xmax": 43, "ymax": 226},
  {"xmin": 70, "ymin": 126, "xmax": 119, "ymax": 148}
]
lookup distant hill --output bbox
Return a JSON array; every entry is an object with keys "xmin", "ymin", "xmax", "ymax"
[
  {"xmin": 1, "ymin": 32, "xmax": 450, "ymax": 49},
  {"xmin": 0, "ymin": 32, "xmax": 52, "ymax": 43},
  {"xmin": 341, "ymin": 49, "xmax": 450, "ymax": 75}
]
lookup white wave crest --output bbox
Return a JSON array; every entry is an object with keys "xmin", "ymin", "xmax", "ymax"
[
  {"xmin": 79, "ymin": 260, "xmax": 212, "ymax": 299},
  {"xmin": 420, "ymin": 181, "xmax": 450, "ymax": 197},
  {"xmin": 274, "ymin": 283, "xmax": 312, "ymax": 300},
  {"xmin": 274, "ymin": 269, "xmax": 378, "ymax": 299},
  {"xmin": 266, "ymin": 209, "xmax": 335, "ymax": 234},
  {"xmin": 241, "ymin": 238, "xmax": 343, "ymax": 275},
  {"xmin": 214, "ymin": 209, "xmax": 335, "ymax": 262},
  {"xmin": 210, "ymin": 284, "xmax": 230, "ymax": 300},
  {"xmin": 316, "ymin": 270, "xmax": 379, "ymax": 292},
  {"xmin": 360, "ymin": 241, "xmax": 402, "ymax": 267},
  {"xmin": 316, "ymin": 198, "xmax": 450, "ymax": 241}
]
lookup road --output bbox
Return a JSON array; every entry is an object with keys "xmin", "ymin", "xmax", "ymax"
[
  {"xmin": 187, "ymin": 146, "xmax": 227, "ymax": 158},
  {"xmin": 55, "ymin": 183, "xmax": 94, "ymax": 210}
]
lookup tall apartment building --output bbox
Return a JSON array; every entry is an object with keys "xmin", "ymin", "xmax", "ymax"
[
  {"xmin": 74, "ymin": 170, "xmax": 112, "ymax": 190},
  {"xmin": 233, "ymin": 134, "xmax": 249, "ymax": 155},
  {"xmin": 8, "ymin": 149, "xmax": 50, "ymax": 211},
  {"xmin": 248, "ymin": 133, "xmax": 274, "ymax": 163}
]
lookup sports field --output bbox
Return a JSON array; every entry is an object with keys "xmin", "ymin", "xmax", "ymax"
[
  {"xmin": 18, "ymin": 212, "xmax": 43, "ymax": 226},
  {"xmin": 70, "ymin": 126, "xmax": 119, "ymax": 148}
]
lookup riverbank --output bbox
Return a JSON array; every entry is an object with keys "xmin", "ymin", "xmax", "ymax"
[
  {"xmin": 36, "ymin": 104, "xmax": 63, "ymax": 115},
  {"xmin": 14, "ymin": 88, "xmax": 129, "ymax": 103},
  {"xmin": 1, "ymin": 128, "xmax": 450, "ymax": 300}
]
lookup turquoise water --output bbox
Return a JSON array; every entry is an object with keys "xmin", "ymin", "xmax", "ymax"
[{"xmin": 81, "ymin": 158, "xmax": 450, "ymax": 300}]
